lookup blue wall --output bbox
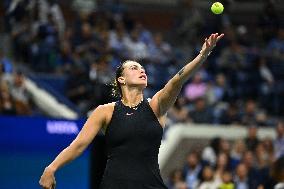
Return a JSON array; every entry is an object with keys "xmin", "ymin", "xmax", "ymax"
[{"xmin": 0, "ymin": 116, "xmax": 90, "ymax": 189}]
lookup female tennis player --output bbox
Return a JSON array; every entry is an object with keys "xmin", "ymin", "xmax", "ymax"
[{"xmin": 39, "ymin": 33, "xmax": 224, "ymax": 189}]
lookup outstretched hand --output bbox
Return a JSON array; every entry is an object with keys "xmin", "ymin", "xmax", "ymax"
[{"xmin": 200, "ymin": 33, "xmax": 224, "ymax": 57}]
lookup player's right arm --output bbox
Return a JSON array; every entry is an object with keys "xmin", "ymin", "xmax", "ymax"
[{"xmin": 39, "ymin": 105, "xmax": 108, "ymax": 189}]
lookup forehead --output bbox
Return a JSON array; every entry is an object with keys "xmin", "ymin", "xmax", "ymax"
[{"xmin": 123, "ymin": 61, "xmax": 142, "ymax": 68}]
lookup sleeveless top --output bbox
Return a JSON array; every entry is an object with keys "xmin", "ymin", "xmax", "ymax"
[{"xmin": 99, "ymin": 99, "xmax": 168, "ymax": 189}]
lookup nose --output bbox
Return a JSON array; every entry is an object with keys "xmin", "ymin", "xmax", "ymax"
[{"xmin": 140, "ymin": 68, "xmax": 145, "ymax": 74}]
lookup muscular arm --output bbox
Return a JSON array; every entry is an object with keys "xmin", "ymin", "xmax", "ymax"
[
  {"xmin": 45, "ymin": 105, "xmax": 107, "ymax": 172},
  {"xmin": 151, "ymin": 33, "xmax": 224, "ymax": 117},
  {"xmin": 40, "ymin": 104, "xmax": 114, "ymax": 188}
]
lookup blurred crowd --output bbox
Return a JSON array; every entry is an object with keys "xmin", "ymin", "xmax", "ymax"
[
  {"xmin": 1, "ymin": 0, "xmax": 284, "ymax": 125},
  {"xmin": 0, "ymin": 55, "xmax": 35, "ymax": 116},
  {"xmin": 166, "ymin": 121, "xmax": 284, "ymax": 189}
]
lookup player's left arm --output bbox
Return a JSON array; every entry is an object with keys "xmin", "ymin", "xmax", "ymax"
[{"xmin": 150, "ymin": 33, "xmax": 224, "ymax": 117}]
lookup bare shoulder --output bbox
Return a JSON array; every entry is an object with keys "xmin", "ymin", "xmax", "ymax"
[
  {"xmin": 93, "ymin": 102, "xmax": 115, "ymax": 119},
  {"xmin": 101, "ymin": 102, "xmax": 115, "ymax": 118},
  {"xmin": 98, "ymin": 102, "xmax": 115, "ymax": 110},
  {"xmin": 94, "ymin": 102, "xmax": 115, "ymax": 132}
]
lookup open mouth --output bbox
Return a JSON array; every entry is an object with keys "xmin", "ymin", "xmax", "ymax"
[{"xmin": 139, "ymin": 75, "xmax": 147, "ymax": 80}]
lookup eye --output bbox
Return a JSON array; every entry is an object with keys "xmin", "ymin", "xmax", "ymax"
[{"xmin": 130, "ymin": 66, "xmax": 138, "ymax": 70}]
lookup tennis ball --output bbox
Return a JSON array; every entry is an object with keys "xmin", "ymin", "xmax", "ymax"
[{"xmin": 211, "ymin": 2, "xmax": 224, "ymax": 14}]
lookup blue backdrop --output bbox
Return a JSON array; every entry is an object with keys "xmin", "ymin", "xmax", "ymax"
[{"xmin": 0, "ymin": 116, "xmax": 90, "ymax": 189}]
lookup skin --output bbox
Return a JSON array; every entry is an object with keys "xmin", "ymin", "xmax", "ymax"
[{"xmin": 39, "ymin": 33, "xmax": 224, "ymax": 189}]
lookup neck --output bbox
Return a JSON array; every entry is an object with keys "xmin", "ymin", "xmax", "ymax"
[{"xmin": 121, "ymin": 88, "xmax": 143, "ymax": 107}]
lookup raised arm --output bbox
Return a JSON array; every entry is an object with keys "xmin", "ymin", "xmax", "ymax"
[
  {"xmin": 151, "ymin": 33, "xmax": 224, "ymax": 117},
  {"xmin": 39, "ymin": 105, "xmax": 109, "ymax": 189}
]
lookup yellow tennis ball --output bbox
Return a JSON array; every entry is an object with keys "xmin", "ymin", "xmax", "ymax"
[{"xmin": 211, "ymin": 2, "xmax": 224, "ymax": 14}]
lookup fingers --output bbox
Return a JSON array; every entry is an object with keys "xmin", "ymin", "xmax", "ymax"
[
  {"xmin": 202, "ymin": 33, "xmax": 224, "ymax": 55},
  {"xmin": 213, "ymin": 33, "xmax": 218, "ymax": 44},
  {"xmin": 217, "ymin": 33, "xmax": 225, "ymax": 41},
  {"xmin": 205, "ymin": 38, "xmax": 210, "ymax": 48},
  {"xmin": 207, "ymin": 33, "xmax": 216, "ymax": 47},
  {"xmin": 51, "ymin": 183, "xmax": 56, "ymax": 189},
  {"xmin": 39, "ymin": 183, "xmax": 54, "ymax": 189},
  {"xmin": 39, "ymin": 179, "xmax": 55, "ymax": 189},
  {"xmin": 209, "ymin": 34, "xmax": 214, "ymax": 45},
  {"xmin": 208, "ymin": 33, "xmax": 224, "ymax": 46},
  {"xmin": 211, "ymin": 33, "xmax": 218, "ymax": 45},
  {"xmin": 52, "ymin": 180, "xmax": 56, "ymax": 189}
]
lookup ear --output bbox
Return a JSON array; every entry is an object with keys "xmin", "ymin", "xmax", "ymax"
[{"xmin": 117, "ymin": 76, "xmax": 126, "ymax": 85}]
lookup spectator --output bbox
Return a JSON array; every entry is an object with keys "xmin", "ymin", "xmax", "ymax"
[
  {"xmin": 240, "ymin": 99, "xmax": 259, "ymax": 126},
  {"xmin": 182, "ymin": 150, "xmax": 203, "ymax": 189},
  {"xmin": 217, "ymin": 40, "xmax": 247, "ymax": 72},
  {"xmin": 271, "ymin": 156, "xmax": 284, "ymax": 189},
  {"xmin": 0, "ymin": 53, "xmax": 13, "ymax": 84},
  {"xmin": 214, "ymin": 153, "xmax": 230, "ymax": 184},
  {"xmin": 174, "ymin": 182, "xmax": 188, "ymax": 189},
  {"xmin": 266, "ymin": 28, "xmax": 284, "ymax": 60},
  {"xmin": 48, "ymin": 0, "xmax": 66, "ymax": 39},
  {"xmin": 234, "ymin": 163, "xmax": 249, "ymax": 189},
  {"xmin": 202, "ymin": 137, "xmax": 227, "ymax": 167},
  {"xmin": 29, "ymin": 0, "xmax": 66, "ymax": 39},
  {"xmin": 242, "ymin": 151, "xmax": 259, "ymax": 188},
  {"xmin": 258, "ymin": 2, "xmax": 280, "ymax": 42},
  {"xmin": 84, "ymin": 57, "xmax": 114, "ymax": 113},
  {"xmin": 206, "ymin": 73, "xmax": 228, "ymax": 105},
  {"xmin": 123, "ymin": 29, "xmax": 148, "ymax": 60},
  {"xmin": 0, "ymin": 50, "xmax": 13, "ymax": 74},
  {"xmin": 0, "ymin": 80, "xmax": 16, "ymax": 115},
  {"xmin": 198, "ymin": 166, "xmax": 220, "ymax": 189},
  {"xmin": 190, "ymin": 97, "xmax": 213, "ymax": 123},
  {"xmin": 11, "ymin": 15, "xmax": 32, "ymax": 62},
  {"xmin": 255, "ymin": 142, "xmax": 269, "ymax": 168},
  {"xmin": 255, "ymin": 142, "xmax": 270, "ymax": 187},
  {"xmin": 167, "ymin": 96, "xmax": 191, "ymax": 124},
  {"xmin": 274, "ymin": 121, "xmax": 284, "ymax": 159},
  {"xmin": 231, "ymin": 139, "xmax": 246, "ymax": 169},
  {"xmin": 166, "ymin": 169, "xmax": 186, "ymax": 189},
  {"xmin": 176, "ymin": 0, "xmax": 204, "ymax": 45},
  {"xmin": 108, "ymin": 21, "xmax": 127, "ymax": 56},
  {"xmin": 133, "ymin": 22, "xmax": 153, "ymax": 47},
  {"xmin": 148, "ymin": 33, "xmax": 172, "ymax": 64},
  {"xmin": 65, "ymin": 67, "xmax": 90, "ymax": 110},
  {"xmin": 184, "ymin": 72, "xmax": 207, "ymax": 101},
  {"xmin": 55, "ymin": 40, "xmax": 74, "ymax": 73},
  {"xmin": 262, "ymin": 137, "xmax": 274, "ymax": 163},
  {"xmin": 219, "ymin": 102, "xmax": 241, "ymax": 125},
  {"xmin": 73, "ymin": 22, "xmax": 95, "ymax": 54},
  {"xmin": 32, "ymin": 13, "xmax": 59, "ymax": 72},
  {"xmin": 9, "ymin": 72, "xmax": 33, "ymax": 115},
  {"xmin": 244, "ymin": 126, "xmax": 260, "ymax": 152},
  {"xmin": 253, "ymin": 57, "xmax": 275, "ymax": 114},
  {"xmin": 219, "ymin": 171, "xmax": 234, "ymax": 189}
]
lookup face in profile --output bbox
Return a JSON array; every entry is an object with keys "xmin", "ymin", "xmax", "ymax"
[{"xmin": 118, "ymin": 61, "xmax": 148, "ymax": 88}]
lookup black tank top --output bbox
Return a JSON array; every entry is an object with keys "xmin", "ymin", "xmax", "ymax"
[{"xmin": 99, "ymin": 99, "xmax": 168, "ymax": 189}]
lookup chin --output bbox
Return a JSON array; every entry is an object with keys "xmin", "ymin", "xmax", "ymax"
[{"xmin": 142, "ymin": 81, "xmax": 147, "ymax": 87}]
